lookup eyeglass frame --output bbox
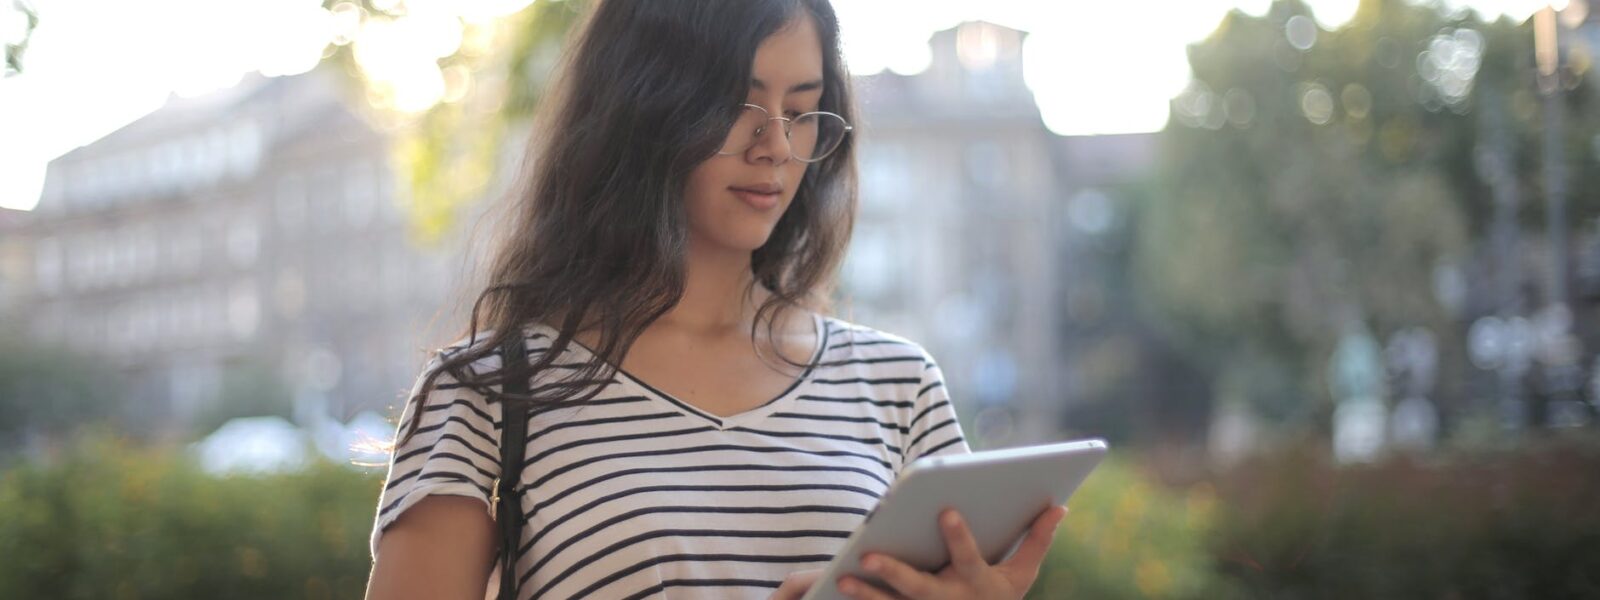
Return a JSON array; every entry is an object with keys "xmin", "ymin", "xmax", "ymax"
[{"xmin": 715, "ymin": 102, "xmax": 853, "ymax": 163}]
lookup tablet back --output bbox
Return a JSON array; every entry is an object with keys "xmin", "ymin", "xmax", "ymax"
[{"xmin": 801, "ymin": 438, "xmax": 1107, "ymax": 600}]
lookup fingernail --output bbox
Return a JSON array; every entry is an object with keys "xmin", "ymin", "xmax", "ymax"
[
  {"xmin": 862, "ymin": 556, "xmax": 880, "ymax": 570},
  {"xmin": 840, "ymin": 580, "xmax": 857, "ymax": 594},
  {"xmin": 942, "ymin": 511, "xmax": 960, "ymax": 528}
]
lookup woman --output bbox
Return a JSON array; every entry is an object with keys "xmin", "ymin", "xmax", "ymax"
[{"xmin": 364, "ymin": 1, "xmax": 1067, "ymax": 599}]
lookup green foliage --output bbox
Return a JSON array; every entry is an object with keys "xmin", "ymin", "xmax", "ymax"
[
  {"xmin": 1132, "ymin": 0, "xmax": 1600, "ymax": 426},
  {"xmin": 3, "ymin": 0, "xmax": 38, "ymax": 76},
  {"xmin": 1210, "ymin": 434, "xmax": 1600, "ymax": 598},
  {"xmin": 1034, "ymin": 436, "xmax": 1600, "ymax": 599},
  {"xmin": 326, "ymin": 0, "xmax": 587, "ymax": 246},
  {"xmin": 0, "ymin": 429, "xmax": 385, "ymax": 599},
  {"xmin": 186, "ymin": 364, "xmax": 296, "ymax": 441},
  {"xmin": 5, "ymin": 431, "xmax": 1597, "ymax": 598},
  {"xmin": 0, "ymin": 331, "xmax": 120, "ymax": 458},
  {"xmin": 1032, "ymin": 458, "xmax": 1234, "ymax": 599}
]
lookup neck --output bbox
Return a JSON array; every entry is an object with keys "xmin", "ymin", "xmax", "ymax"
[{"xmin": 659, "ymin": 237, "xmax": 765, "ymax": 336}]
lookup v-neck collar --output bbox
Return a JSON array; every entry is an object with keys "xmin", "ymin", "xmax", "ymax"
[{"xmin": 557, "ymin": 312, "xmax": 830, "ymax": 431}]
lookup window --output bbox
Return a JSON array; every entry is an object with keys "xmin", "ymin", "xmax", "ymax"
[
  {"xmin": 964, "ymin": 140, "xmax": 1007, "ymax": 190},
  {"xmin": 34, "ymin": 236, "xmax": 61, "ymax": 296},
  {"xmin": 277, "ymin": 173, "xmax": 307, "ymax": 235},
  {"xmin": 227, "ymin": 216, "xmax": 260, "ymax": 268}
]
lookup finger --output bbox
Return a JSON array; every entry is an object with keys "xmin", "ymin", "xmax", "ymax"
[
  {"xmin": 838, "ymin": 575, "xmax": 903, "ymax": 600},
  {"xmin": 1000, "ymin": 505, "xmax": 1068, "ymax": 571},
  {"xmin": 859, "ymin": 553, "xmax": 936, "ymax": 599},
  {"xmin": 939, "ymin": 508, "xmax": 987, "ymax": 576}
]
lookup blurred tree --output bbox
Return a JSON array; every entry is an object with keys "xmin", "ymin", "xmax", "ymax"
[
  {"xmin": 3, "ymin": 0, "xmax": 38, "ymax": 77},
  {"xmin": 186, "ymin": 363, "xmax": 296, "ymax": 440},
  {"xmin": 0, "ymin": 330, "xmax": 120, "ymax": 463},
  {"xmin": 323, "ymin": 0, "xmax": 588, "ymax": 246},
  {"xmin": 1133, "ymin": 0, "xmax": 1599, "ymax": 435}
]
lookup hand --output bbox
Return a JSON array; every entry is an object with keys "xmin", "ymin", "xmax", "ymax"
[
  {"xmin": 768, "ymin": 568, "xmax": 825, "ymax": 600},
  {"xmin": 836, "ymin": 505, "xmax": 1068, "ymax": 600}
]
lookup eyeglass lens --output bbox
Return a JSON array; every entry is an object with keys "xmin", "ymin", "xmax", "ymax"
[{"xmin": 719, "ymin": 105, "xmax": 847, "ymax": 161}]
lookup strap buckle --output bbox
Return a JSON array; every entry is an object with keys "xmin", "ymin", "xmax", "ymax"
[{"xmin": 489, "ymin": 476, "xmax": 502, "ymax": 519}]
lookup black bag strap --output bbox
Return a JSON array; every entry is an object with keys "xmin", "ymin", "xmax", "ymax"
[{"xmin": 495, "ymin": 335, "xmax": 531, "ymax": 600}]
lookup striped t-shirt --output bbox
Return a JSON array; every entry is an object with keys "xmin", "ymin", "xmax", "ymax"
[{"xmin": 369, "ymin": 313, "xmax": 971, "ymax": 600}]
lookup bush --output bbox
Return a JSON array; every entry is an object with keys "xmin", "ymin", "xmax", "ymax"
[
  {"xmin": 1209, "ymin": 434, "xmax": 1600, "ymax": 598},
  {"xmin": 1032, "ymin": 457, "xmax": 1235, "ymax": 599},
  {"xmin": 0, "ymin": 428, "xmax": 385, "ymax": 600}
]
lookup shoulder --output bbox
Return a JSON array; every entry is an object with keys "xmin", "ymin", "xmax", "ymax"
[
  {"xmin": 819, "ymin": 315, "xmax": 936, "ymax": 367},
  {"xmin": 426, "ymin": 322, "xmax": 566, "ymax": 379}
]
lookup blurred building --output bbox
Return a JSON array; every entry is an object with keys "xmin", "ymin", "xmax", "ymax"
[
  {"xmin": 845, "ymin": 21, "xmax": 1157, "ymax": 446},
  {"xmin": 9, "ymin": 67, "xmax": 465, "ymax": 437},
  {"xmin": 10, "ymin": 21, "xmax": 1161, "ymax": 446},
  {"xmin": 0, "ymin": 207, "xmax": 31, "ymax": 319}
]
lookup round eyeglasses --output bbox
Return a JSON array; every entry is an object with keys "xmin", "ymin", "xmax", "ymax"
[{"xmin": 716, "ymin": 103, "xmax": 852, "ymax": 163}]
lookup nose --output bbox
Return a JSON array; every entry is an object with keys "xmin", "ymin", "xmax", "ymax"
[{"xmin": 747, "ymin": 117, "xmax": 792, "ymax": 165}]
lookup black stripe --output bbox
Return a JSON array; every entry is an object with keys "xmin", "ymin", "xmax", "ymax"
[
  {"xmin": 525, "ymin": 426, "xmax": 719, "ymax": 468},
  {"xmin": 817, "ymin": 355, "xmax": 926, "ymax": 367},
  {"xmin": 767, "ymin": 412, "xmax": 909, "ymax": 434},
  {"xmin": 377, "ymin": 472, "xmax": 489, "ymax": 517},
  {"xmin": 621, "ymin": 579, "xmax": 786, "ymax": 600},
  {"xmin": 796, "ymin": 394, "xmax": 914, "ymax": 409},
  {"xmin": 920, "ymin": 435, "xmax": 965, "ymax": 458},
  {"xmin": 809, "ymin": 377, "xmax": 920, "ymax": 386},
  {"xmin": 536, "ymin": 527, "xmax": 851, "ymax": 596},
  {"xmin": 412, "ymin": 415, "xmax": 496, "ymax": 448},
  {"xmin": 525, "ymin": 411, "xmax": 683, "ymax": 440},
  {"xmin": 491, "ymin": 395, "xmax": 655, "ymax": 430},
  {"xmin": 385, "ymin": 450, "xmax": 494, "ymax": 491},
  {"xmin": 521, "ymin": 486, "xmax": 876, "ymax": 569},
  {"xmin": 908, "ymin": 418, "xmax": 957, "ymax": 451},
  {"xmin": 917, "ymin": 380, "xmax": 944, "ymax": 398},
  {"xmin": 526, "ymin": 463, "xmax": 891, "ymax": 519},
  {"xmin": 398, "ymin": 400, "xmax": 498, "ymax": 436},
  {"xmin": 520, "ymin": 504, "xmax": 871, "ymax": 588},
  {"xmin": 727, "ymin": 426, "xmax": 903, "ymax": 455},
  {"xmin": 826, "ymin": 339, "xmax": 915, "ymax": 351},
  {"xmin": 434, "ymin": 375, "xmax": 615, "ymax": 392},
  {"xmin": 420, "ymin": 397, "xmax": 496, "ymax": 425},
  {"xmin": 530, "ymin": 444, "xmax": 894, "ymax": 489},
  {"xmin": 392, "ymin": 431, "xmax": 497, "ymax": 467},
  {"xmin": 909, "ymin": 399, "xmax": 950, "ymax": 430},
  {"xmin": 548, "ymin": 553, "xmax": 837, "ymax": 599}
]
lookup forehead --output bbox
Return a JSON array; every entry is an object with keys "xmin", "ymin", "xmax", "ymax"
[{"xmin": 750, "ymin": 14, "xmax": 824, "ymax": 91}]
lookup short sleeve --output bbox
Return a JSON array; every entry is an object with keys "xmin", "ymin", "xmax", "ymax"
[
  {"xmin": 902, "ymin": 354, "xmax": 971, "ymax": 469},
  {"xmin": 369, "ymin": 352, "xmax": 505, "ymax": 561}
]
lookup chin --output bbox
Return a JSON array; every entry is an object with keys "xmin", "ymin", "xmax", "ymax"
[{"xmin": 692, "ymin": 225, "xmax": 776, "ymax": 254}]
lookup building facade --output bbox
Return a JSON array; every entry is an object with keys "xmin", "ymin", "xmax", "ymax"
[
  {"xmin": 9, "ymin": 67, "xmax": 468, "ymax": 437},
  {"xmin": 845, "ymin": 21, "xmax": 1157, "ymax": 446},
  {"xmin": 8, "ymin": 21, "xmax": 1160, "ymax": 446}
]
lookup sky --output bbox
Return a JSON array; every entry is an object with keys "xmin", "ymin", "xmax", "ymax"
[{"xmin": 0, "ymin": 0, "xmax": 1570, "ymax": 211}]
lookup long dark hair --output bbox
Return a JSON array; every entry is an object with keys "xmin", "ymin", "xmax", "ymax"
[{"xmin": 394, "ymin": 0, "xmax": 859, "ymax": 446}]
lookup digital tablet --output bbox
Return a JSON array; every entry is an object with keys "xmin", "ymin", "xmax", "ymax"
[{"xmin": 800, "ymin": 438, "xmax": 1108, "ymax": 600}]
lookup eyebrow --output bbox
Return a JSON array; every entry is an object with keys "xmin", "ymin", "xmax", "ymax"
[{"xmin": 750, "ymin": 77, "xmax": 825, "ymax": 94}]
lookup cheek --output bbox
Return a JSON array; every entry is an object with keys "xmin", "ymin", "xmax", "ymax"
[
  {"xmin": 684, "ymin": 166, "xmax": 725, "ymax": 209},
  {"xmin": 784, "ymin": 163, "xmax": 810, "ymax": 204}
]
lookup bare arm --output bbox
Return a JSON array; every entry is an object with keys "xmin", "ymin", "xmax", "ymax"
[{"xmin": 366, "ymin": 495, "xmax": 498, "ymax": 600}]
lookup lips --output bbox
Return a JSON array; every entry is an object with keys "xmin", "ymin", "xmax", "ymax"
[
  {"xmin": 731, "ymin": 182, "xmax": 783, "ymax": 194},
  {"xmin": 730, "ymin": 184, "xmax": 781, "ymax": 210},
  {"xmin": 732, "ymin": 180, "xmax": 787, "ymax": 211}
]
